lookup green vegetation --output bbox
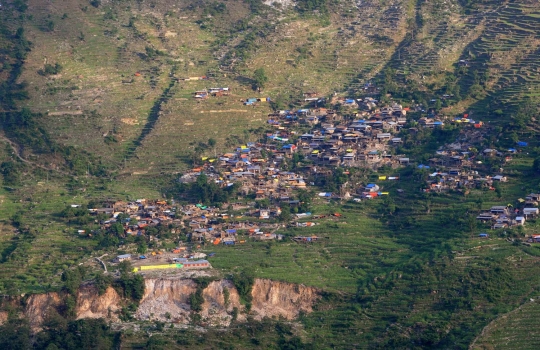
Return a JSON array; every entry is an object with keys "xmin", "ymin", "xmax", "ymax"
[
  {"xmin": 37, "ymin": 63, "xmax": 63, "ymax": 76},
  {"xmin": 0, "ymin": 0, "xmax": 539, "ymax": 348},
  {"xmin": 170, "ymin": 173, "xmax": 239, "ymax": 205},
  {"xmin": 0, "ymin": 316, "xmax": 120, "ymax": 349},
  {"xmin": 473, "ymin": 300, "xmax": 540, "ymax": 349},
  {"xmin": 253, "ymin": 67, "xmax": 268, "ymax": 91}
]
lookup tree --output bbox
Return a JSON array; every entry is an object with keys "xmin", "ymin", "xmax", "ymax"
[
  {"xmin": 253, "ymin": 68, "xmax": 268, "ymax": 91},
  {"xmin": 383, "ymin": 196, "xmax": 396, "ymax": 216},
  {"xmin": 46, "ymin": 20, "xmax": 55, "ymax": 32},
  {"xmin": 119, "ymin": 272, "xmax": 145, "ymax": 301},
  {"xmin": 0, "ymin": 317, "xmax": 32, "ymax": 350},
  {"xmin": 533, "ymin": 157, "xmax": 540, "ymax": 173},
  {"xmin": 94, "ymin": 273, "xmax": 113, "ymax": 295},
  {"xmin": 467, "ymin": 215, "xmax": 477, "ymax": 233},
  {"xmin": 137, "ymin": 242, "xmax": 147, "ymax": 254},
  {"xmin": 62, "ymin": 267, "xmax": 85, "ymax": 295},
  {"xmin": 118, "ymin": 260, "xmax": 133, "ymax": 276},
  {"xmin": 279, "ymin": 205, "xmax": 291, "ymax": 222},
  {"xmin": 189, "ymin": 289, "xmax": 204, "ymax": 312},
  {"xmin": 232, "ymin": 269, "xmax": 255, "ymax": 305},
  {"xmin": 110, "ymin": 222, "xmax": 124, "ymax": 236}
]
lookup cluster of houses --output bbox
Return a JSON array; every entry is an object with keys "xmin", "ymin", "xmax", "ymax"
[
  {"xmin": 182, "ymin": 142, "xmax": 311, "ymax": 206},
  {"xmin": 418, "ymin": 129, "xmax": 526, "ymax": 193},
  {"xmin": 476, "ymin": 194, "xmax": 540, "ymax": 229},
  {"xmin": 87, "ymin": 199, "xmax": 290, "ymax": 249},
  {"xmin": 264, "ymin": 103, "xmax": 410, "ymax": 169},
  {"xmin": 193, "ymin": 87, "xmax": 230, "ymax": 99},
  {"xmin": 90, "ymin": 199, "xmax": 182, "ymax": 236}
]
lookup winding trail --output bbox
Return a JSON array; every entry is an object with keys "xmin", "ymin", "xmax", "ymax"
[
  {"xmin": 0, "ymin": 135, "xmax": 69, "ymax": 175},
  {"xmin": 95, "ymin": 254, "xmax": 108, "ymax": 273}
]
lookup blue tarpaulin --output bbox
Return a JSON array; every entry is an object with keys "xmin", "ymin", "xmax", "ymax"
[{"xmin": 517, "ymin": 141, "xmax": 528, "ymax": 147}]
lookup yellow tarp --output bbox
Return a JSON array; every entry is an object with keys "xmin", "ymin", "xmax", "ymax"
[
  {"xmin": 133, "ymin": 264, "xmax": 183, "ymax": 272},
  {"xmin": 379, "ymin": 176, "xmax": 387, "ymax": 180}
]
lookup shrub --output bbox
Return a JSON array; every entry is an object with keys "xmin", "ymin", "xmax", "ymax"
[{"xmin": 38, "ymin": 63, "xmax": 63, "ymax": 76}]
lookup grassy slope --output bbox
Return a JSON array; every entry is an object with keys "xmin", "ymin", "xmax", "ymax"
[
  {"xmin": 0, "ymin": 0, "xmax": 539, "ymax": 348},
  {"xmin": 472, "ymin": 300, "xmax": 540, "ymax": 350}
]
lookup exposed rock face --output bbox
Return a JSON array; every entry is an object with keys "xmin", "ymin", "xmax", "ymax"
[
  {"xmin": 200, "ymin": 280, "xmax": 246, "ymax": 325},
  {"xmin": 135, "ymin": 278, "xmax": 198, "ymax": 324},
  {"xmin": 25, "ymin": 292, "xmax": 62, "ymax": 332},
  {"xmin": 0, "ymin": 311, "xmax": 8, "ymax": 325},
  {"xmin": 17, "ymin": 278, "xmax": 319, "ymax": 330},
  {"xmin": 76, "ymin": 285, "xmax": 122, "ymax": 321},
  {"xmin": 251, "ymin": 279, "xmax": 320, "ymax": 320}
]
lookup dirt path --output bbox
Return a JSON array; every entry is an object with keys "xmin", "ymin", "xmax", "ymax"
[{"xmin": 0, "ymin": 135, "xmax": 69, "ymax": 176}]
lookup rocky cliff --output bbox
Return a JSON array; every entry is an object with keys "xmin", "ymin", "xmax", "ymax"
[
  {"xmin": 76, "ymin": 285, "xmax": 122, "ymax": 322},
  {"xmin": 136, "ymin": 278, "xmax": 246, "ymax": 326},
  {"xmin": 8, "ymin": 278, "xmax": 319, "ymax": 330},
  {"xmin": 250, "ymin": 279, "xmax": 319, "ymax": 320},
  {"xmin": 25, "ymin": 292, "xmax": 62, "ymax": 332}
]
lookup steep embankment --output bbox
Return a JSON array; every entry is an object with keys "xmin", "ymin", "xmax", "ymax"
[
  {"xmin": 13, "ymin": 278, "xmax": 320, "ymax": 331},
  {"xmin": 136, "ymin": 278, "xmax": 245, "ymax": 326},
  {"xmin": 76, "ymin": 285, "xmax": 122, "ymax": 322},
  {"xmin": 251, "ymin": 279, "xmax": 319, "ymax": 320},
  {"xmin": 135, "ymin": 278, "xmax": 319, "ymax": 326},
  {"xmin": 25, "ymin": 292, "xmax": 62, "ymax": 332}
]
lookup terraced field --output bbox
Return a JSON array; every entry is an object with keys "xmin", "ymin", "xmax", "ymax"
[
  {"xmin": 15, "ymin": 0, "xmax": 414, "ymax": 175},
  {"xmin": 472, "ymin": 300, "xmax": 540, "ymax": 349},
  {"xmin": 3, "ymin": 0, "xmax": 536, "ymax": 177}
]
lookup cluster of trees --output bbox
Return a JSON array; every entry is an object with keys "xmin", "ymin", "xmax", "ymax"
[
  {"xmin": 143, "ymin": 45, "xmax": 166, "ymax": 60},
  {"xmin": 296, "ymin": 0, "xmax": 327, "ymax": 13},
  {"xmin": 117, "ymin": 261, "xmax": 145, "ymax": 301},
  {"xmin": 202, "ymin": 1, "xmax": 227, "ymax": 16},
  {"xmin": 312, "ymin": 167, "xmax": 348, "ymax": 192},
  {"xmin": 0, "ymin": 160, "xmax": 24, "ymax": 186},
  {"xmin": 0, "ymin": 316, "xmax": 120, "ymax": 350},
  {"xmin": 37, "ymin": 62, "xmax": 62, "ymax": 76},
  {"xmin": 173, "ymin": 172, "xmax": 239, "ymax": 205},
  {"xmin": 231, "ymin": 269, "xmax": 255, "ymax": 310},
  {"xmin": 253, "ymin": 67, "xmax": 268, "ymax": 91}
]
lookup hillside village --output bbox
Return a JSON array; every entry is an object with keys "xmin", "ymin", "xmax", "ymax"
[{"xmin": 80, "ymin": 94, "xmax": 540, "ymax": 270}]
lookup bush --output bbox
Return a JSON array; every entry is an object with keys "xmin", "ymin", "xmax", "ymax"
[
  {"xmin": 189, "ymin": 289, "xmax": 204, "ymax": 312},
  {"xmin": 232, "ymin": 269, "xmax": 254, "ymax": 305},
  {"xmin": 119, "ymin": 274, "xmax": 145, "ymax": 301},
  {"xmin": 62, "ymin": 266, "xmax": 86, "ymax": 295},
  {"xmin": 38, "ymin": 63, "xmax": 63, "ymax": 76}
]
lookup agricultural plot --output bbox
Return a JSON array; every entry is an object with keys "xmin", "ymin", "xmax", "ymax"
[{"xmin": 473, "ymin": 299, "xmax": 540, "ymax": 350}]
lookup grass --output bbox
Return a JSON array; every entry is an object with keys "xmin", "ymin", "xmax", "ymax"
[
  {"xmin": 206, "ymin": 201, "xmax": 407, "ymax": 293},
  {"xmin": 473, "ymin": 300, "xmax": 540, "ymax": 350},
  {"xmin": 0, "ymin": 0, "xmax": 540, "ymax": 348}
]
